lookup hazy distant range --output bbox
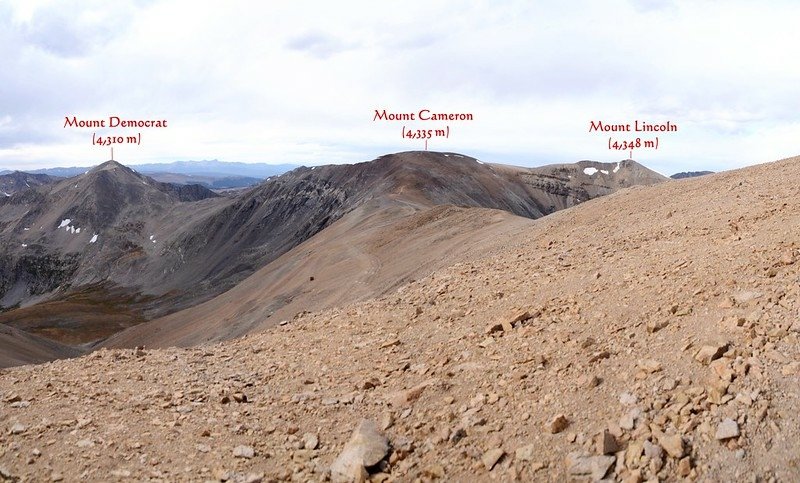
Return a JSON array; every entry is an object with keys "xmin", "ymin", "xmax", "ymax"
[{"xmin": 0, "ymin": 160, "xmax": 299, "ymax": 189}]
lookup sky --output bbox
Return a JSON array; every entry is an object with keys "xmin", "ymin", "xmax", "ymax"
[{"xmin": 0, "ymin": 0, "xmax": 799, "ymax": 175}]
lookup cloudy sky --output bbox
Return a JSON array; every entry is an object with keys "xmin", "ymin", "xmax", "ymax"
[{"xmin": 1, "ymin": 0, "xmax": 798, "ymax": 175}]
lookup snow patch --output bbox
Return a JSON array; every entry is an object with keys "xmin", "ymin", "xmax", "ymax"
[
  {"xmin": 58, "ymin": 219, "xmax": 71, "ymax": 228},
  {"xmin": 90, "ymin": 234, "xmax": 98, "ymax": 243},
  {"xmin": 613, "ymin": 162, "xmax": 620, "ymax": 173},
  {"xmin": 23, "ymin": 227, "xmax": 29, "ymax": 231},
  {"xmin": 476, "ymin": 160, "xmax": 484, "ymax": 164},
  {"xmin": 149, "ymin": 235, "xmax": 154, "ymax": 240},
  {"xmin": 76, "ymin": 227, "xmax": 81, "ymax": 234},
  {"xmin": 152, "ymin": 240, "xmax": 157, "ymax": 244},
  {"xmin": 583, "ymin": 167, "xmax": 598, "ymax": 175},
  {"xmin": 21, "ymin": 243, "xmax": 27, "ymax": 248},
  {"xmin": 2, "ymin": 192, "xmax": 10, "ymax": 197},
  {"xmin": 600, "ymin": 169, "xmax": 609, "ymax": 175}
]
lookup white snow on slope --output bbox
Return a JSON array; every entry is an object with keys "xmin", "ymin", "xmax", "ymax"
[
  {"xmin": 58, "ymin": 219, "xmax": 71, "ymax": 228},
  {"xmin": 90, "ymin": 234, "xmax": 98, "ymax": 243},
  {"xmin": 613, "ymin": 162, "xmax": 621, "ymax": 173},
  {"xmin": 583, "ymin": 167, "xmax": 598, "ymax": 175}
]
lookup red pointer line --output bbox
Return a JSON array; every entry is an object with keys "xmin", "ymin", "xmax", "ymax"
[
  {"xmin": 425, "ymin": 139, "xmax": 428, "ymax": 151},
  {"xmin": 629, "ymin": 149, "xmax": 633, "ymax": 159}
]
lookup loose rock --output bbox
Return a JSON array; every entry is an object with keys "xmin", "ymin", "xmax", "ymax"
[
  {"xmin": 715, "ymin": 418, "xmax": 740, "ymax": 441},
  {"xmin": 233, "ymin": 445, "xmax": 255, "ymax": 459},
  {"xmin": 481, "ymin": 448, "xmax": 504, "ymax": 470},
  {"xmin": 549, "ymin": 414, "xmax": 569, "ymax": 434},
  {"xmin": 565, "ymin": 451, "xmax": 615, "ymax": 481},
  {"xmin": 331, "ymin": 420, "xmax": 389, "ymax": 482}
]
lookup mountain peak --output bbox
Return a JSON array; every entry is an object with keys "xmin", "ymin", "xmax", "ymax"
[{"xmin": 90, "ymin": 160, "xmax": 129, "ymax": 173}]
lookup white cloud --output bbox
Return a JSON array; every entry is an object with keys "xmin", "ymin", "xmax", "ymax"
[{"xmin": 0, "ymin": 0, "xmax": 798, "ymax": 175}]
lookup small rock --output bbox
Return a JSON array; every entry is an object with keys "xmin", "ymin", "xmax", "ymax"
[
  {"xmin": 449, "ymin": 427, "xmax": 467, "ymax": 444},
  {"xmin": 677, "ymin": 457, "xmax": 693, "ymax": 477},
  {"xmin": 50, "ymin": 472, "xmax": 64, "ymax": 482},
  {"xmin": 619, "ymin": 392, "xmax": 638, "ymax": 406},
  {"xmin": 76, "ymin": 439, "xmax": 94, "ymax": 448},
  {"xmin": 10, "ymin": 423, "xmax": 26, "ymax": 434},
  {"xmin": 647, "ymin": 320, "xmax": 668, "ymax": 333},
  {"xmin": 481, "ymin": 448, "xmax": 504, "ymax": 470},
  {"xmin": 515, "ymin": 444, "xmax": 535, "ymax": 462},
  {"xmin": 715, "ymin": 418, "xmax": 740, "ymax": 440},
  {"xmin": 331, "ymin": 420, "xmax": 389, "ymax": 482},
  {"xmin": 597, "ymin": 430, "xmax": 619, "ymax": 455},
  {"xmin": 625, "ymin": 441, "xmax": 643, "ymax": 469},
  {"xmin": 196, "ymin": 444, "xmax": 211, "ymax": 453},
  {"xmin": 653, "ymin": 430, "xmax": 684, "ymax": 459},
  {"xmin": 781, "ymin": 361, "xmax": 800, "ymax": 376},
  {"xmin": 578, "ymin": 374, "xmax": 601, "ymax": 388},
  {"xmin": 732, "ymin": 291, "xmax": 761, "ymax": 305},
  {"xmin": 389, "ymin": 380, "xmax": 433, "ymax": 407},
  {"xmin": 549, "ymin": 414, "xmax": 569, "ymax": 434},
  {"xmin": 638, "ymin": 359, "xmax": 663, "ymax": 374},
  {"xmin": 619, "ymin": 408, "xmax": 640, "ymax": 431},
  {"xmin": 302, "ymin": 433, "xmax": 319, "ymax": 450},
  {"xmin": 643, "ymin": 440, "xmax": 663, "ymax": 461},
  {"xmin": 423, "ymin": 464, "xmax": 445, "ymax": 479},
  {"xmin": 565, "ymin": 451, "xmax": 615, "ymax": 481},
  {"xmin": 589, "ymin": 350, "xmax": 611, "ymax": 362},
  {"xmin": 233, "ymin": 445, "xmax": 255, "ymax": 459},
  {"xmin": 379, "ymin": 338, "xmax": 400, "ymax": 349},
  {"xmin": 710, "ymin": 357, "xmax": 735, "ymax": 381},
  {"xmin": 380, "ymin": 412, "xmax": 394, "ymax": 431},
  {"xmin": 695, "ymin": 344, "xmax": 727, "ymax": 365}
]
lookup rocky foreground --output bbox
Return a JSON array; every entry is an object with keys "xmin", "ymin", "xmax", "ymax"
[{"xmin": 2, "ymin": 157, "xmax": 800, "ymax": 482}]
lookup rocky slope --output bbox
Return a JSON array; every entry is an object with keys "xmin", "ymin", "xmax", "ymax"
[{"xmin": 0, "ymin": 156, "xmax": 797, "ymax": 481}]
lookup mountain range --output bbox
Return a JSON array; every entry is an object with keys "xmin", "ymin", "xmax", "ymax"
[
  {"xmin": 0, "ymin": 151, "xmax": 665, "ymax": 356},
  {"xmin": 0, "ymin": 159, "xmax": 299, "ymax": 190}
]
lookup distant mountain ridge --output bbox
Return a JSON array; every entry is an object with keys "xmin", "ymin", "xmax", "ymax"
[
  {"xmin": 0, "ymin": 171, "xmax": 61, "ymax": 196},
  {"xmin": 2, "ymin": 160, "xmax": 299, "ymax": 189}
]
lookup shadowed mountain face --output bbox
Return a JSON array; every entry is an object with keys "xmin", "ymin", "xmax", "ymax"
[
  {"xmin": 671, "ymin": 170, "xmax": 714, "ymax": 179},
  {"xmin": 0, "ymin": 152, "xmax": 666, "ymax": 361}
]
